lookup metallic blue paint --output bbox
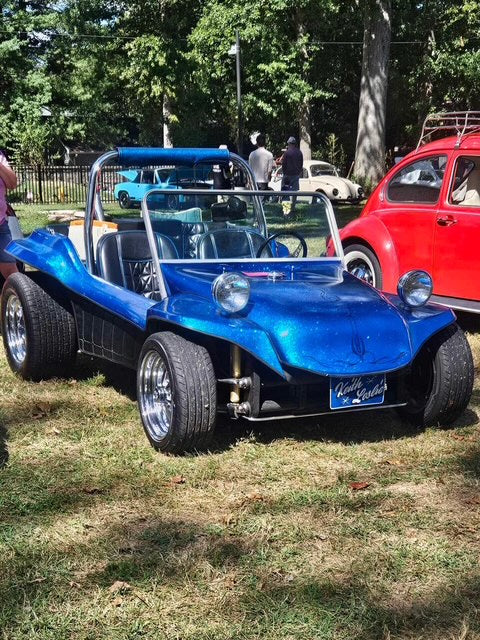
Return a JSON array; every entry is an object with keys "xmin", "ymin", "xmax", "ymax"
[
  {"xmin": 7, "ymin": 232, "xmax": 456, "ymax": 379},
  {"xmin": 117, "ymin": 147, "xmax": 230, "ymax": 168}
]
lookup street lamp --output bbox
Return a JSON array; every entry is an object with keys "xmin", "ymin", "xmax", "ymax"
[{"xmin": 228, "ymin": 30, "xmax": 243, "ymax": 156}]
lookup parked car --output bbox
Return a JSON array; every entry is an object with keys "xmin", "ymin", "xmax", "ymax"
[
  {"xmin": 340, "ymin": 111, "xmax": 480, "ymax": 313},
  {"xmin": 269, "ymin": 160, "xmax": 364, "ymax": 204},
  {"xmin": 1, "ymin": 147, "xmax": 473, "ymax": 455},
  {"xmin": 114, "ymin": 167, "xmax": 212, "ymax": 210}
]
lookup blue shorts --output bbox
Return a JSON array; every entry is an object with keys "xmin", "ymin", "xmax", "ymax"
[{"xmin": 0, "ymin": 221, "xmax": 16, "ymax": 263}]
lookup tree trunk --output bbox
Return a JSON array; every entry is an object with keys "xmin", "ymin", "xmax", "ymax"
[
  {"xmin": 296, "ymin": 9, "xmax": 311, "ymax": 160},
  {"xmin": 163, "ymin": 94, "xmax": 173, "ymax": 148},
  {"xmin": 299, "ymin": 98, "xmax": 312, "ymax": 161},
  {"xmin": 354, "ymin": 0, "xmax": 392, "ymax": 185}
]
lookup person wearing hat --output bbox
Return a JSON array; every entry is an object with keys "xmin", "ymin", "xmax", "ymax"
[{"xmin": 281, "ymin": 136, "xmax": 303, "ymax": 216}]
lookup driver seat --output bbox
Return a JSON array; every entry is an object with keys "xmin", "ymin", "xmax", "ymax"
[{"xmin": 196, "ymin": 228, "xmax": 270, "ymax": 259}]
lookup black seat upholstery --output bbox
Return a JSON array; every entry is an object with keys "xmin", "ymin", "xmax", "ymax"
[
  {"xmin": 196, "ymin": 228, "xmax": 268, "ymax": 259},
  {"xmin": 96, "ymin": 230, "xmax": 177, "ymax": 295}
]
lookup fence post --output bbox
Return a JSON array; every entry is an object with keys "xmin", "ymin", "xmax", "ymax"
[{"xmin": 37, "ymin": 165, "xmax": 43, "ymax": 204}]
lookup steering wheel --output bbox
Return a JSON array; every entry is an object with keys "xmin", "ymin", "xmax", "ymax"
[{"xmin": 256, "ymin": 231, "xmax": 308, "ymax": 258}]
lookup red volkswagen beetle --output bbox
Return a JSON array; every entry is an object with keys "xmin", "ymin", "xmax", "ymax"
[{"xmin": 341, "ymin": 112, "xmax": 480, "ymax": 313}]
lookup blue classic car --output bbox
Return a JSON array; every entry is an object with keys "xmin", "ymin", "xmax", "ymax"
[
  {"xmin": 1, "ymin": 148, "xmax": 474, "ymax": 454},
  {"xmin": 113, "ymin": 166, "xmax": 212, "ymax": 209}
]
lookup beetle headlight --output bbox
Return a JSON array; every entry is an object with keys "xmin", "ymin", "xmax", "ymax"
[
  {"xmin": 332, "ymin": 188, "xmax": 339, "ymax": 197},
  {"xmin": 212, "ymin": 272, "xmax": 250, "ymax": 313},
  {"xmin": 397, "ymin": 270, "xmax": 433, "ymax": 307}
]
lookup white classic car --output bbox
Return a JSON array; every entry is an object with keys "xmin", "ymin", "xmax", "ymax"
[{"xmin": 269, "ymin": 160, "xmax": 364, "ymax": 204}]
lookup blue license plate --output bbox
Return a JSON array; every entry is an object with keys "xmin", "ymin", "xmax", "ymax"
[{"xmin": 330, "ymin": 374, "xmax": 386, "ymax": 410}]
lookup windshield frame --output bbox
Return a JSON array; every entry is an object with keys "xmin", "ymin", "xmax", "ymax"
[{"xmin": 140, "ymin": 188, "xmax": 344, "ymax": 300}]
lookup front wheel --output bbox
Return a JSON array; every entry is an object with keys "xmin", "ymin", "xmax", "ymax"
[
  {"xmin": 344, "ymin": 244, "xmax": 383, "ymax": 289},
  {"xmin": 137, "ymin": 332, "xmax": 217, "ymax": 454},
  {"xmin": 398, "ymin": 323, "xmax": 473, "ymax": 427},
  {"xmin": 118, "ymin": 191, "xmax": 132, "ymax": 209}
]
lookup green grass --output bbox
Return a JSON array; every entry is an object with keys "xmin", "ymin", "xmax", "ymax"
[{"xmin": 0, "ymin": 333, "xmax": 479, "ymax": 639}]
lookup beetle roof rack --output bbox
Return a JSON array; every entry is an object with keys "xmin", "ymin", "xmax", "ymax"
[{"xmin": 417, "ymin": 111, "xmax": 480, "ymax": 149}]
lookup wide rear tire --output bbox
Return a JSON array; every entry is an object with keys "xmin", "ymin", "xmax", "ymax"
[
  {"xmin": 398, "ymin": 323, "xmax": 473, "ymax": 427},
  {"xmin": 1, "ymin": 273, "xmax": 77, "ymax": 381},
  {"xmin": 137, "ymin": 332, "xmax": 216, "ymax": 454}
]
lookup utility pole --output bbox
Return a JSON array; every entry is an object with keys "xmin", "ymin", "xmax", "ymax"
[{"xmin": 229, "ymin": 30, "xmax": 243, "ymax": 156}]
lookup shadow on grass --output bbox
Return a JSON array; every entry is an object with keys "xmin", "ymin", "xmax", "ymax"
[
  {"xmin": 211, "ymin": 407, "xmax": 478, "ymax": 454},
  {"xmin": 2, "ymin": 509, "xmax": 479, "ymax": 638}
]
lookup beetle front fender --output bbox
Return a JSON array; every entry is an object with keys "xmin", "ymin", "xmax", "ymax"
[{"xmin": 340, "ymin": 216, "xmax": 400, "ymax": 293}]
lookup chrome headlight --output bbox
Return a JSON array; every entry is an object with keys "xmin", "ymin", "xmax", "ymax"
[
  {"xmin": 332, "ymin": 188, "xmax": 339, "ymax": 197},
  {"xmin": 212, "ymin": 272, "xmax": 250, "ymax": 313},
  {"xmin": 397, "ymin": 270, "xmax": 433, "ymax": 307}
]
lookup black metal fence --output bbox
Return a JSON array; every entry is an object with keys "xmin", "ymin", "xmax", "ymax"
[{"xmin": 9, "ymin": 165, "xmax": 121, "ymax": 205}]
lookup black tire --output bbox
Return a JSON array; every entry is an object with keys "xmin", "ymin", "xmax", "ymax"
[
  {"xmin": 1, "ymin": 273, "xmax": 77, "ymax": 381},
  {"xmin": 137, "ymin": 332, "xmax": 216, "ymax": 454},
  {"xmin": 118, "ymin": 191, "xmax": 132, "ymax": 209},
  {"xmin": 344, "ymin": 243, "xmax": 383, "ymax": 289},
  {"xmin": 398, "ymin": 323, "xmax": 474, "ymax": 427}
]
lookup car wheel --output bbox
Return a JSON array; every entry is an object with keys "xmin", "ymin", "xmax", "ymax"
[
  {"xmin": 137, "ymin": 332, "xmax": 216, "ymax": 454},
  {"xmin": 118, "ymin": 191, "xmax": 132, "ymax": 209},
  {"xmin": 344, "ymin": 244, "xmax": 383, "ymax": 289},
  {"xmin": 1, "ymin": 273, "xmax": 77, "ymax": 381},
  {"xmin": 398, "ymin": 323, "xmax": 473, "ymax": 427}
]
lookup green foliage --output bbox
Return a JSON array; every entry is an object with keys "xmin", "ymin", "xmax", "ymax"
[{"xmin": 0, "ymin": 1, "xmax": 479, "ymax": 162}]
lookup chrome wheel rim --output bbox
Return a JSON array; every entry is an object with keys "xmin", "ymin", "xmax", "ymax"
[
  {"xmin": 5, "ymin": 294, "xmax": 27, "ymax": 366},
  {"xmin": 345, "ymin": 252, "xmax": 375, "ymax": 286},
  {"xmin": 138, "ymin": 349, "xmax": 173, "ymax": 440}
]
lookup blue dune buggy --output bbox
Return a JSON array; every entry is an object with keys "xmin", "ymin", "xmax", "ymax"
[{"xmin": 1, "ymin": 148, "xmax": 474, "ymax": 454}]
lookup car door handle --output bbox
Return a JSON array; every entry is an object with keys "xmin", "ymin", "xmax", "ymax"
[{"xmin": 437, "ymin": 216, "xmax": 458, "ymax": 226}]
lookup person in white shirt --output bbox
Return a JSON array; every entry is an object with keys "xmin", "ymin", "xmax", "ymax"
[{"xmin": 248, "ymin": 134, "xmax": 274, "ymax": 190}]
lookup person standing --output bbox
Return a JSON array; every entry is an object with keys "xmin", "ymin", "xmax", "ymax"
[
  {"xmin": 281, "ymin": 136, "xmax": 303, "ymax": 215},
  {"xmin": 248, "ymin": 134, "xmax": 274, "ymax": 190},
  {"xmin": 0, "ymin": 150, "xmax": 18, "ymax": 278}
]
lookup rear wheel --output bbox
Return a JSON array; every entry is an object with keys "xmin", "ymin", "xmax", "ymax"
[
  {"xmin": 137, "ymin": 332, "xmax": 216, "ymax": 454},
  {"xmin": 398, "ymin": 323, "xmax": 473, "ymax": 427},
  {"xmin": 1, "ymin": 273, "xmax": 77, "ymax": 380},
  {"xmin": 344, "ymin": 243, "xmax": 383, "ymax": 289},
  {"xmin": 118, "ymin": 191, "xmax": 132, "ymax": 209}
]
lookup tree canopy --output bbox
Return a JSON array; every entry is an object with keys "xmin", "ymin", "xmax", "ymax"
[{"xmin": 0, "ymin": 0, "xmax": 479, "ymax": 174}]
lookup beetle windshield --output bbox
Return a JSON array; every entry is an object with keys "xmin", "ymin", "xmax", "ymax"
[{"xmin": 310, "ymin": 164, "xmax": 337, "ymax": 177}]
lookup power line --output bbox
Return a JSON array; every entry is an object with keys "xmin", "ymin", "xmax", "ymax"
[{"xmin": 1, "ymin": 29, "xmax": 478, "ymax": 46}]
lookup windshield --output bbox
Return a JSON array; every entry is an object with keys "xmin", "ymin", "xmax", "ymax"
[
  {"xmin": 310, "ymin": 164, "xmax": 337, "ymax": 177},
  {"xmin": 138, "ymin": 188, "xmax": 341, "ymax": 261}
]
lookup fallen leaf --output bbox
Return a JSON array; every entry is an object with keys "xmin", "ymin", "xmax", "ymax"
[
  {"xmin": 382, "ymin": 459, "xmax": 403, "ymax": 466},
  {"xmin": 350, "ymin": 481, "xmax": 370, "ymax": 491},
  {"xmin": 112, "ymin": 596, "xmax": 123, "ymax": 607},
  {"xmin": 69, "ymin": 581, "xmax": 81, "ymax": 588},
  {"xmin": 52, "ymin": 428, "xmax": 61, "ymax": 435},
  {"xmin": 451, "ymin": 434, "xmax": 476, "ymax": 442},
  {"xmin": 166, "ymin": 474, "xmax": 186, "ymax": 487},
  {"xmin": 82, "ymin": 487, "xmax": 103, "ymax": 495},
  {"xmin": 109, "ymin": 580, "xmax": 132, "ymax": 594},
  {"xmin": 31, "ymin": 402, "xmax": 52, "ymax": 419}
]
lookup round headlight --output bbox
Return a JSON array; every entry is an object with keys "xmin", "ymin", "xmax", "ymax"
[
  {"xmin": 212, "ymin": 272, "xmax": 250, "ymax": 313},
  {"xmin": 397, "ymin": 270, "xmax": 433, "ymax": 307},
  {"xmin": 358, "ymin": 186, "xmax": 364, "ymax": 196},
  {"xmin": 332, "ymin": 188, "xmax": 339, "ymax": 197}
]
